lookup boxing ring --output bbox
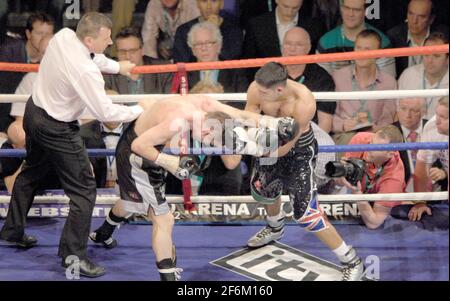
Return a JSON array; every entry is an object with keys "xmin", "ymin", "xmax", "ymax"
[{"xmin": 0, "ymin": 45, "xmax": 448, "ymax": 281}]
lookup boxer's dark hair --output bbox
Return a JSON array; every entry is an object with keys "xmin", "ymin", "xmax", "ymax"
[{"xmin": 255, "ymin": 62, "xmax": 288, "ymax": 89}]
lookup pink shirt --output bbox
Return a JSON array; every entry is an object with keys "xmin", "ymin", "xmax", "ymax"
[
  {"xmin": 142, "ymin": 0, "xmax": 200, "ymax": 58},
  {"xmin": 332, "ymin": 65, "xmax": 398, "ymax": 133},
  {"xmin": 344, "ymin": 132, "xmax": 405, "ymax": 208}
]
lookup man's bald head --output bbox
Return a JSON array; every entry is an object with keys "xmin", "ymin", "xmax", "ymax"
[{"xmin": 282, "ymin": 27, "xmax": 311, "ymax": 57}]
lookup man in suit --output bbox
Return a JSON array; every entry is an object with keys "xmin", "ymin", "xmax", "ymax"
[
  {"xmin": 104, "ymin": 27, "xmax": 172, "ymax": 96},
  {"xmin": 387, "ymin": 0, "xmax": 449, "ymax": 78},
  {"xmin": 80, "ymin": 121, "xmax": 125, "ymax": 188},
  {"xmin": 0, "ymin": 12, "xmax": 54, "ymax": 133},
  {"xmin": 173, "ymin": 0, "xmax": 243, "ymax": 63},
  {"xmin": 242, "ymin": 0, "xmax": 325, "ymax": 80},
  {"xmin": 187, "ymin": 21, "xmax": 248, "ymax": 95},
  {"xmin": 239, "ymin": 0, "xmax": 277, "ymax": 29},
  {"xmin": 391, "ymin": 98, "xmax": 428, "ymax": 191}
]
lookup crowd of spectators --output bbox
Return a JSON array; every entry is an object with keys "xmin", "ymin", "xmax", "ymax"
[{"xmin": 0, "ymin": 0, "xmax": 448, "ymax": 230}]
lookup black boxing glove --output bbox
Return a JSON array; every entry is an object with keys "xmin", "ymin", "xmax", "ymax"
[
  {"xmin": 260, "ymin": 116, "xmax": 300, "ymax": 145},
  {"xmin": 155, "ymin": 153, "xmax": 201, "ymax": 180}
]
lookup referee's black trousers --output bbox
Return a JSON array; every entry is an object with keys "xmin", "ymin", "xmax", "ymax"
[{"xmin": 0, "ymin": 98, "xmax": 97, "ymax": 260}]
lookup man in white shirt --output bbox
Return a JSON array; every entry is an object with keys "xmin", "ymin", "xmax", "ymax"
[
  {"xmin": 0, "ymin": 13, "xmax": 143, "ymax": 278},
  {"xmin": 408, "ymin": 96, "xmax": 448, "ymax": 226},
  {"xmin": 398, "ymin": 32, "xmax": 449, "ymax": 119}
]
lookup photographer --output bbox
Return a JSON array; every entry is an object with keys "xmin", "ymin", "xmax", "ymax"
[{"xmin": 334, "ymin": 125, "xmax": 406, "ymax": 229}]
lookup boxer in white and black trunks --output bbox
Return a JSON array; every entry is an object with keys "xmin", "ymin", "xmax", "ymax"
[{"xmin": 90, "ymin": 94, "xmax": 299, "ymax": 281}]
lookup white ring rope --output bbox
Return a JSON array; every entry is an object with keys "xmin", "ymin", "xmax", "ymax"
[
  {"xmin": 1, "ymin": 89, "xmax": 448, "ymax": 104},
  {"xmin": 0, "ymin": 192, "xmax": 446, "ymax": 205}
]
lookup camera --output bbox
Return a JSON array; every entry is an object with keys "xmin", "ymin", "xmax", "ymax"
[{"xmin": 325, "ymin": 158, "xmax": 366, "ymax": 186}]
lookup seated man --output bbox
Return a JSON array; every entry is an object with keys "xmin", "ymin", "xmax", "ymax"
[
  {"xmin": 317, "ymin": 0, "xmax": 395, "ymax": 76},
  {"xmin": 387, "ymin": 0, "xmax": 449, "ymax": 78},
  {"xmin": 141, "ymin": 0, "xmax": 200, "ymax": 60},
  {"xmin": 187, "ymin": 21, "xmax": 248, "ymax": 95},
  {"xmin": 332, "ymin": 30, "xmax": 397, "ymax": 145},
  {"xmin": 8, "ymin": 34, "xmax": 53, "ymax": 149},
  {"xmin": 392, "ymin": 98, "xmax": 428, "ymax": 192},
  {"xmin": 340, "ymin": 125, "xmax": 406, "ymax": 229},
  {"xmin": 173, "ymin": 0, "xmax": 243, "ymax": 63},
  {"xmin": 282, "ymin": 26, "xmax": 336, "ymax": 133},
  {"xmin": 89, "ymin": 94, "xmax": 299, "ymax": 281},
  {"xmin": 104, "ymin": 26, "xmax": 173, "ymax": 97},
  {"xmin": 398, "ymin": 31, "xmax": 449, "ymax": 119},
  {"xmin": 393, "ymin": 96, "xmax": 449, "ymax": 230},
  {"xmin": 80, "ymin": 120, "xmax": 125, "ymax": 188}
]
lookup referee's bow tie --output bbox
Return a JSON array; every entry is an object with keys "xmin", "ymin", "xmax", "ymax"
[{"xmin": 101, "ymin": 131, "xmax": 121, "ymax": 138}]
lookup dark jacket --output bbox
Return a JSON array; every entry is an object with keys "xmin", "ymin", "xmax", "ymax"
[
  {"xmin": 392, "ymin": 120, "xmax": 428, "ymax": 184},
  {"xmin": 243, "ymin": 10, "xmax": 326, "ymax": 80},
  {"xmin": 79, "ymin": 121, "xmax": 129, "ymax": 188},
  {"xmin": 103, "ymin": 56, "xmax": 173, "ymax": 94},
  {"xmin": 387, "ymin": 23, "xmax": 449, "ymax": 78},
  {"xmin": 0, "ymin": 36, "xmax": 27, "ymax": 131},
  {"xmin": 173, "ymin": 12, "xmax": 243, "ymax": 63}
]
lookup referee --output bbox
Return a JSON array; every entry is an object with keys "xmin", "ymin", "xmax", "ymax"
[{"xmin": 0, "ymin": 13, "xmax": 143, "ymax": 278}]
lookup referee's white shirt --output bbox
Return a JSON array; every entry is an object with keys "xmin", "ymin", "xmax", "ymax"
[{"xmin": 32, "ymin": 28, "xmax": 143, "ymax": 123}]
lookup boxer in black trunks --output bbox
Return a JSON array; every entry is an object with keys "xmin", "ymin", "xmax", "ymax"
[
  {"xmin": 245, "ymin": 62, "xmax": 365, "ymax": 281},
  {"xmin": 89, "ymin": 94, "xmax": 299, "ymax": 281}
]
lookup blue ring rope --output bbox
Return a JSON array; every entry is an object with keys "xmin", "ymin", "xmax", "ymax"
[{"xmin": 0, "ymin": 142, "xmax": 447, "ymax": 157}]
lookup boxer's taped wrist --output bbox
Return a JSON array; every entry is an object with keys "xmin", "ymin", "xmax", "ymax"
[{"xmin": 155, "ymin": 153, "xmax": 180, "ymax": 175}]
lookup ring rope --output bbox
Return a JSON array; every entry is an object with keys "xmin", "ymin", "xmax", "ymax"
[
  {"xmin": 1, "ymin": 89, "xmax": 448, "ymax": 104},
  {"xmin": 0, "ymin": 192, "xmax": 446, "ymax": 205},
  {"xmin": 0, "ymin": 45, "xmax": 448, "ymax": 74},
  {"xmin": 0, "ymin": 142, "xmax": 447, "ymax": 158}
]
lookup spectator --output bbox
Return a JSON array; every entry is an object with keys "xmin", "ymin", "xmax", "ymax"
[
  {"xmin": 80, "ymin": 120, "xmax": 125, "ymax": 189},
  {"xmin": 398, "ymin": 31, "xmax": 449, "ymax": 119},
  {"xmin": 332, "ymin": 30, "xmax": 397, "ymax": 145},
  {"xmin": 243, "ymin": 0, "xmax": 326, "ymax": 81},
  {"xmin": 0, "ymin": 12, "xmax": 54, "ymax": 133},
  {"xmin": 187, "ymin": 22, "xmax": 248, "ymax": 95},
  {"xmin": 392, "ymin": 98, "xmax": 428, "ymax": 191},
  {"xmin": 8, "ymin": 35, "xmax": 53, "ymax": 149},
  {"xmin": 317, "ymin": 0, "xmax": 396, "ymax": 77},
  {"xmin": 387, "ymin": 0, "xmax": 449, "ymax": 78},
  {"xmin": 414, "ymin": 97, "xmax": 448, "ymax": 194},
  {"xmin": 340, "ymin": 125, "xmax": 406, "ymax": 229},
  {"xmin": 104, "ymin": 27, "xmax": 172, "ymax": 97},
  {"xmin": 282, "ymin": 26, "xmax": 336, "ymax": 133},
  {"xmin": 311, "ymin": 0, "xmax": 341, "ymax": 32},
  {"xmin": 392, "ymin": 96, "xmax": 449, "ymax": 230},
  {"xmin": 173, "ymin": 0, "xmax": 243, "ymax": 63},
  {"xmin": 239, "ymin": 0, "xmax": 276, "ymax": 29},
  {"xmin": 141, "ymin": 0, "xmax": 200, "ymax": 60},
  {"xmin": 366, "ymin": 0, "xmax": 409, "ymax": 33},
  {"xmin": 189, "ymin": 86, "xmax": 242, "ymax": 195},
  {"xmin": 110, "ymin": 0, "xmax": 138, "ymax": 57}
]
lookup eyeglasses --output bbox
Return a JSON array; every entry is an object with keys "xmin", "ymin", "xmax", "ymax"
[
  {"xmin": 192, "ymin": 41, "xmax": 218, "ymax": 49},
  {"xmin": 398, "ymin": 107, "xmax": 423, "ymax": 115},
  {"xmin": 117, "ymin": 48, "xmax": 141, "ymax": 56}
]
